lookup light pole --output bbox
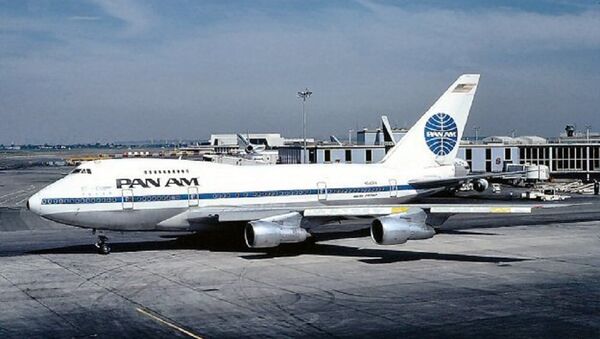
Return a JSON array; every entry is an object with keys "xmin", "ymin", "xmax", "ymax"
[
  {"xmin": 585, "ymin": 125, "xmax": 592, "ymax": 143},
  {"xmin": 297, "ymin": 88, "xmax": 312, "ymax": 164},
  {"xmin": 473, "ymin": 126, "xmax": 480, "ymax": 143},
  {"xmin": 348, "ymin": 129, "xmax": 353, "ymax": 145}
]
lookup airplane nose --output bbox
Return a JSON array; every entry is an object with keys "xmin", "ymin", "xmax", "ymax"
[{"xmin": 27, "ymin": 193, "xmax": 43, "ymax": 215}]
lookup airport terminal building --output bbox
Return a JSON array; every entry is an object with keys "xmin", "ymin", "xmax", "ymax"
[{"xmin": 278, "ymin": 127, "xmax": 600, "ymax": 180}]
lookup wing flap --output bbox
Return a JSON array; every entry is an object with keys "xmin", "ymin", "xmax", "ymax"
[
  {"xmin": 304, "ymin": 203, "xmax": 555, "ymax": 217},
  {"xmin": 159, "ymin": 202, "xmax": 572, "ymax": 227},
  {"xmin": 429, "ymin": 206, "xmax": 533, "ymax": 213}
]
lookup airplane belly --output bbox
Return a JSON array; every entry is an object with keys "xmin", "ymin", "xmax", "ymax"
[{"xmin": 44, "ymin": 207, "xmax": 187, "ymax": 231}]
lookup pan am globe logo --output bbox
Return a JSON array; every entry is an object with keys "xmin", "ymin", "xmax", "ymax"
[{"xmin": 424, "ymin": 113, "xmax": 458, "ymax": 156}]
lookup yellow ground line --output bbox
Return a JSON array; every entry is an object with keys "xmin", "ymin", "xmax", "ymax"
[{"xmin": 136, "ymin": 307, "xmax": 204, "ymax": 339}]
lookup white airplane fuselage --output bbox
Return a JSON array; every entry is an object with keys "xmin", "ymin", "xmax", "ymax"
[
  {"xmin": 27, "ymin": 73, "xmax": 481, "ymax": 249},
  {"xmin": 28, "ymin": 158, "xmax": 454, "ymax": 231}
]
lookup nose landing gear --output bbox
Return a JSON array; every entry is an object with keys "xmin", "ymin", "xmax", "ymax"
[{"xmin": 95, "ymin": 235, "xmax": 111, "ymax": 255}]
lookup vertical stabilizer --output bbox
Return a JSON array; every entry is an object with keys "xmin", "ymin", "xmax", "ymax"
[
  {"xmin": 381, "ymin": 74, "xmax": 480, "ymax": 169},
  {"xmin": 381, "ymin": 115, "xmax": 396, "ymax": 153}
]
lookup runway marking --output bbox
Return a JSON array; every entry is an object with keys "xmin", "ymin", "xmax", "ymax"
[{"xmin": 136, "ymin": 307, "xmax": 203, "ymax": 339}]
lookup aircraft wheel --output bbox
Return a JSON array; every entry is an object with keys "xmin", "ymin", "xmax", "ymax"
[
  {"xmin": 98, "ymin": 243, "xmax": 111, "ymax": 255},
  {"xmin": 95, "ymin": 235, "xmax": 111, "ymax": 255}
]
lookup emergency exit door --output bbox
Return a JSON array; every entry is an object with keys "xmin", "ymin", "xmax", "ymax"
[
  {"xmin": 188, "ymin": 186, "xmax": 199, "ymax": 207},
  {"xmin": 317, "ymin": 182, "xmax": 327, "ymax": 201},
  {"xmin": 121, "ymin": 189, "xmax": 134, "ymax": 210},
  {"xmin": 389, "ymin": 179, "xmax": 398, "ymax": 198}
]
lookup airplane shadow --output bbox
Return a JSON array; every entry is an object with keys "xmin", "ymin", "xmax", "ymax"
[
  {"xmin": 27, "ymin": 232, "xmax": 247, "ymax": 255},
  {"xmin": 435, "ymin": 229, "xmax": 500, "ymax": 236},
  {"xmin": 27, "ymin": 230, "xmax": 527, "ymax": 265},
  {"xmin": 240, "ymin": 244, "xmax": 527, "ymax": 264}
]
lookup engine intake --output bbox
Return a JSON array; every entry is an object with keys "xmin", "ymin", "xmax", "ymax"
[
  {"xmin": 245, "ymin": 220, "xmax": 309, "ymax": 248},
  {"xmin": 371, "ymin": 208, "xmax": 435, "ymax": 245},
  {"xmin": 473, "ymin": 178, "xmax": 489, "ymax": 192}
]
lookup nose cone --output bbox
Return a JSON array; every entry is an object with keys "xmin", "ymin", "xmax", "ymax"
[{"xmin": 27, "ymin": 193, "xmax": 43, "ymax": 216}]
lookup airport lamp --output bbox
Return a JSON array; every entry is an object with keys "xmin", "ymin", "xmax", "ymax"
[
  {"xmin": 586, "ymin": 125, "xmax": 592, "ymax": 143},
  {"xmin": 297, "ymin": 88, "xmax": 313, "ymax": 164}
]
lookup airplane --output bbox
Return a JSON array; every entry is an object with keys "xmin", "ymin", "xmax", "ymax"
[
  {"xmin": 28, "ymin": 74, "xmax": 541, "ymax": 254},
  {"xmin": 236, "ymin": 134, "xmax": 266, "ymax": 155},
  {"xmin": 380, "ymin": 115, "xmax": 396, "ymax": 153},
  {"xmin": 330, "ymin": 135, "xmax": 343, "ymax": 145}
]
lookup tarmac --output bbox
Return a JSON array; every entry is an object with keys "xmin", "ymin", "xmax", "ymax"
[{"xmin": 1, "ymin": 167, "xmax": 600, "ymax": 338}]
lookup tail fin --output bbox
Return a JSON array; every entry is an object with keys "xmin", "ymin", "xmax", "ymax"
[
  {"xmin": 381, "ymin": 115, "xmax": 396, "ymax": 153},
  {"xmin": 237, "ymin": 134, "xmax": 250, "ymax": 147},
  {"xmin": 381, "ymin": 74, "xmax": 480, "ymax": 169}
]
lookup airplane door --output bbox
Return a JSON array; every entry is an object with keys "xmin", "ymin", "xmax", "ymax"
[
  {"xmin": 188, "ymin": 186, "xmax": 199, "ymax": 207},
  {"xmin": 389, "ymin": 179, "xmax": 398, "ymax": 198},
  {"xmin": 121, "ymin": 189, "xmax": 134, "ymax": 210},
  {"xmin": 317, "ymin": 181, "xmax": 327, "ymax": 201}
]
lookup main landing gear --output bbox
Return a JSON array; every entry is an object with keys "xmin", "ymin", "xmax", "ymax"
[{"xmin": 95, "ymin": 234, "xmax": 111, "ymax": 255}]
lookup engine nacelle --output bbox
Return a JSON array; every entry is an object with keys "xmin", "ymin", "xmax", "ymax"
[
  {"xmin": 370, "ymin": 208, "xmax": 435, "ymax": 245},
  {"xmin": 454, "ymin": 158, "xmax": 470, "ymax": 177},
  {"xmin": 244, "ymin": 220, "xmax": 309, "ymax": 248},
  {"xmin": 473, "ymin": 178, "xmax": 489, "ymax": 192},
  {"xmin": 245, "ymin": 144, "xmax": 266, "ymax": 154}
]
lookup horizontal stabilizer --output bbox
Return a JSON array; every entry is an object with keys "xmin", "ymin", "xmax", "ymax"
[{"xmin": 409, "ymin": 171, "xmax": 526, "ymax": 189}]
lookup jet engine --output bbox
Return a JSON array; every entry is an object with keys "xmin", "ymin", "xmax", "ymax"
[
  {"xmin": 473, "ymin": 178, "xmax": 489, "ymax": 192},
  {"xmin": 370, "ymin": 208, "xmax": 435, "ymax": 245},
  {"xmin": 244, "ymin": 143, "xmax": 266, "ymax": 154},
  {"xmin": 244, "ymin": 212, "xmax": 308, "ymax": 248}
]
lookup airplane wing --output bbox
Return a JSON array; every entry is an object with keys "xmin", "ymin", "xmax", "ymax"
[
  {"xmin": 157, "ymin": 202, "xmax": 572, "ymax": 227},
  {"xmin": 409, "ymin": 171, "xmax": 525, "ymax": 189}
]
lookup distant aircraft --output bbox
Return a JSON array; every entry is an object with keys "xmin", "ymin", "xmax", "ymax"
[
  {"xmin": 380, "ymin": 115, "xmax": 396, "ymax": 153},
  {"xmin": 236, "ymin": 134, "xmax": 266, "ymax": 155},
  {"xmin": 330, "ymin": 135, "xmax": 343, "ymax": 145},
  {"xmin": 28, "ymin": 74, "xmax": 537, "ymax": 254}
]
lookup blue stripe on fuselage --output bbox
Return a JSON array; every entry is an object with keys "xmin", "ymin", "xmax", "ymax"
[{"xmin": 41, "ymin": 184, "xmax": 415, "ymax": 205}]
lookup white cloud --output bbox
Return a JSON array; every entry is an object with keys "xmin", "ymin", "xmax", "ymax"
[
  {"xmin": 68, "ymin": 16, "xmax": 101, "ymax": 21},
  {"xmin": 0, "ymin": 2, "xmax": 599, "ymax": 143},
  {"xmin": 91, "ymin": 0, "xmax": 154, "ymax": 35}
]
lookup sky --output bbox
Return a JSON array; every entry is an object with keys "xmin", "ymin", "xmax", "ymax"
[{"xmin": 0, "ymin": 0, "xmax": 599, "ymax": 144}]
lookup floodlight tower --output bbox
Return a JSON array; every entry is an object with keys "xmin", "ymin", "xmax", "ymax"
[
  {"xmin": 473, "ymin": 126, "xmax": 480, "ymax": 143},
  {"xmin": 586, "ymin": 125, "xmax": 592, "ymax": 143},
  {"xmin": 297, "ymin": 88, "xmax": 313, "ymax": 164}
]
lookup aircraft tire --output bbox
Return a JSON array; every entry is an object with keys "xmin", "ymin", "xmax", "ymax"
[{"xmin": 98, "ymin": 243, "xmax": 111, "ymax": 255}]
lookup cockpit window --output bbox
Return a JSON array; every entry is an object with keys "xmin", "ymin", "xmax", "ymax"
[{"xmin": 71, "ymin": 168, "xmax": 92, "ymax": 174}]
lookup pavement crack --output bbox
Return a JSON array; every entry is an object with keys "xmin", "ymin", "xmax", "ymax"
[{"xmin": 0, "ymin": 272, "xmax": 82, "ymax": 333}]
